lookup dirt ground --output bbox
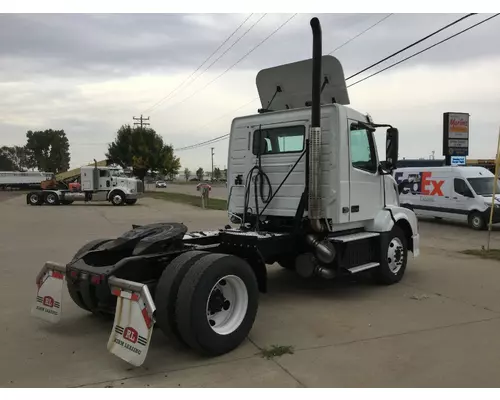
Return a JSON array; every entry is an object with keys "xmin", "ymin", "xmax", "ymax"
[{"xmin": 1, "ymin": 193, "xmax": 499, "ymax": 388}]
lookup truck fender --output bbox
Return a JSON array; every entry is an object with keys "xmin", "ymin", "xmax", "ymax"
[
  {"xmin": 366, "ymin": 208, "xmax": 416, "ymax": 253},
  {"xmin": 107, "ymin": 188, "xmax": 125, "ymax": 201}
]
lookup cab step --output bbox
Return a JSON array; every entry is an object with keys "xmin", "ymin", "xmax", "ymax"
[
  {"xmin": 331, "ymin": 231, "xmax": 380, "ymax": 243},
  {"xmin": 347, "ymin": 262, "xmax": 380, "ymax": 274}
]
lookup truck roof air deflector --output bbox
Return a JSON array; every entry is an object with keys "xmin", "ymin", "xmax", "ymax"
[{"xmin": 256, "ymin": 55, "xmax": 350, "ymax": 112}]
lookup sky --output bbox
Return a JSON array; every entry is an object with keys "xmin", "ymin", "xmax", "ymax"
[{"xmin": 1, "ymin": 12, "xmax": 499, "ymax": 172}]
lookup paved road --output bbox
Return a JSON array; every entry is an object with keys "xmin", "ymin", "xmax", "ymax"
[{"xmin": 1, "ymin": 194, "xmax": 500, "ymax": 387}]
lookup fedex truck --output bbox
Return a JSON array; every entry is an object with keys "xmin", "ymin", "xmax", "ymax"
[{"xmin": 394, "ymin": 166, "xmax": 500, "ymax": 230}]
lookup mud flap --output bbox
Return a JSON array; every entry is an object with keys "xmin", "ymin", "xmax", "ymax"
[
  {"xmin": 31, "ymin": 261, "xmax": 67, "ymax": 323},
  {"xmin": 107, "ymin": 277, "xmax": 156, "ymax": 367}
]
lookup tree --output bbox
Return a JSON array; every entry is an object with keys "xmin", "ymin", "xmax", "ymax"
[
  {"xmin": 213, "ymin": 167, "xmax": 221, "ymax": 180},
  {"xmin": 25, "ymin": 129, "xmax": 70, "ymax": 173},
  {"xmin": 184, "ymin": 167, "xmax": 190, "ymax": 182},
  {"xmin": 1, "ymin": 146, "xmax": 33, "ymax": 171},
  {"xmin": 106, "ymin": 124, "xmax": 181, "ymax": 182},
  {"xmin": 196, "ymin": 167, "xmax": 204, "ymax": 181},
  {"xmin": 0, "ymin": 151, "xmax": 15, "ymax": 171}
]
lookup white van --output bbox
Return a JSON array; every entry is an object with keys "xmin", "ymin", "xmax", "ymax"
[{"xmin": 393, "ymin": 166, "xmax": 500, "ymax": 230}]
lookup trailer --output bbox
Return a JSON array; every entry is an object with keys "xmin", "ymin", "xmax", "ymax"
[
  {"xmin": 31, "ymin": 17, "xmax": 420, "ymax": 367},
  {"xmin": 0, "ymin": 171, "xmax": 54, "ymax": 190},
  {"xmin": 26, "ymin": 162, "xmax": 143, "ymax": 206}
]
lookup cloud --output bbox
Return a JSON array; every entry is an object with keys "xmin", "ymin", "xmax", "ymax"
[{"xmin": 0, "ymin": 13, "xmax": 499, "ymax": 169}]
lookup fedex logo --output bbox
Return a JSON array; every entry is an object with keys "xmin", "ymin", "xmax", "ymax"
[{"xmin": 394, "ymin": 172, "xmax": 444, "ymax": 196}]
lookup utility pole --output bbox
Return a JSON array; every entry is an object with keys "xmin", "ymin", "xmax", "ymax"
[
  {"xmin": 211, "ymin": 147, "xmax": 215, "ymax": 182},
  {"xmin": 133, "ymin": 114, "xmax": 150, "ymax": 129}
]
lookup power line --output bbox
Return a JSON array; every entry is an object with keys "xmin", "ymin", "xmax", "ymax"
[
  {"xmin": 328, "ymin": 13, "xmax": 393, "ymax": 55},
  {"xmin": 347, "ymin": 13, "xmax": 500, "ymax": 88},
  {"xmin": 142, "ymin": 13, "xmax": 254, "ymax": 114},
  {"xmin": 175, "ymin": 134, "xmax": 229, "ymax": 152},
  {"xmin": 346, "ymin": 13, "xmax": 477, "ymax": 81},
  {"xmin": 160, "ymin": 13, "xmax": 298, "ymax": 114},
  {"xmin": 174, "ymin": 96, "xmax": 259, "ymax": 137},
  {"xmin": 171, "ymin": 14, "xmax": 491, "ymax": 153},
  {"xmin": 149, "ymin": 15, "xmax": 266, "ymax": 115}
]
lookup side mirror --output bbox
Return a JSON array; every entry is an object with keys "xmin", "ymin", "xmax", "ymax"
[{"xmin": 385, "ymin": 127, "xmax": 399, "ymax": 171}]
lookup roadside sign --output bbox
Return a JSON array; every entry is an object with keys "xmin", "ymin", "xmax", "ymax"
[
  {"xmin": 443, "ymin": 112, "xmax": 470, "ymax": 157},
  {"xmin": 450, "ymin": 156, "xmax": 466, "ymax": 166}
]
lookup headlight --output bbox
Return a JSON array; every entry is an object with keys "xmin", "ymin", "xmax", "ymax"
[{"xmin": 130, "ymin": 188, "xmax": 135, "ymax": 193}]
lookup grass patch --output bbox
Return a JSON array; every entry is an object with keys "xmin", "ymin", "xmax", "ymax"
[
  {"xmin": 145, "ymin": 191, "xmax": 227, "ymax": 210},
  {"xmin": 461, "ymin": 248, "xmax": 500, "ymax": 261},
  {"xmin": 260, "ymin": 345, "xmax": 294, "ymax": 359}
]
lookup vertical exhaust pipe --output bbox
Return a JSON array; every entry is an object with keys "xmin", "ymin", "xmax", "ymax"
[{"xmin": 309, "ymin": 17, "xmax": 325, "ymax": 232}]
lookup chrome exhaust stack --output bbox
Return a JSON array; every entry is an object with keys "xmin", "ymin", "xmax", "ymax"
[{"xmin": 308, "ymin": 17, "xmax": 326, "ymax": 233}]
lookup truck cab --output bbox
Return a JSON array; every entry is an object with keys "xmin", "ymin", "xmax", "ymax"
[
  {"xmin": 80, "ymin": 165, "xmax": 143, "ymax": 204},
  {"xmin": 227, "ymin": 55, "xmax": 419, "ymax": 263}
]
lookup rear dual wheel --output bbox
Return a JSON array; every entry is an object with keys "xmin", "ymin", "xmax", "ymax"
[
  {"xmin": 44, "ymin": 192, "xmax": 59, "ymax": 205},
  {"xmin": 155, "ymin": 251, "xmax": 259, "ymax": 356}
]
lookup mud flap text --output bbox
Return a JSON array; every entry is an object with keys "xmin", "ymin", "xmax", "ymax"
[
  {"xmin": 31, "ymin": 265, "xmax": 65, "ymax": 324},
  {"xmin": 107, "ymin": 285, "xmax": 155, "ymax": 367}
]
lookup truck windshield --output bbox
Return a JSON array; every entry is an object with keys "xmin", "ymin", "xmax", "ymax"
[
  {"xmin": 467, "ymin": 177, "xmax": 500, "ymax": 196},
  {"xmin": 110, "ymin": 170, "xmax": 126, "ymax": 177}
]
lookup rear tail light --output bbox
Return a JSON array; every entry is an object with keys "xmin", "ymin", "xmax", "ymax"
[{"xmin": 90, "ymin": 274, "xmax": 102, "ymax": 285}]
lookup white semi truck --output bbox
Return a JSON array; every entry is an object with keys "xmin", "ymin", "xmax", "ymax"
[
  {"xmin": 31, "ymin": 17, "xmax": 419, "ymax": 367},
  {"xmin": 26, "ymin": 162, "xmax": 143, "ymax": 206}
]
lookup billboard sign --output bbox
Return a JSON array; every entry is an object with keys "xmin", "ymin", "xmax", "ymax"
[{"xmin": 443, "ymin": 112, "xmax": 470, "ymax": 157}]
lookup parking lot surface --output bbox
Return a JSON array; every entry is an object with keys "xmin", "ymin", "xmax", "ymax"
[{"xmin": 1, "ymin": 193, "xmax": 500, "ymax": 387}]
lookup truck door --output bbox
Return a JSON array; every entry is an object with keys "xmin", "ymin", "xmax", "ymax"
[
  {"xmin": 449, "ymin": 177, "xmax": 475, "ymax": 222},
  {"xmin": 348, "ymin": 121, "xmax": 383, "ymax": 222},
  {"xmin": 99, "ymin": 169, "xmax": 111, "ymax": 190}
]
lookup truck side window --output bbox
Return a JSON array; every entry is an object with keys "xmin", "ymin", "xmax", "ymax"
[
  {"xmin": 99, "ymin": 170, "xmax": 109, "ymax": 178},
  {"xmin": 454, "ymin": 178, "xmax": 473, "ymax": 197},
  {"xmin": 350, "ymin": 126, "xmax": 377, "ymax": 173},
  {"xmin": 252, "ymin": 125, "xmax": 305, "ymax": 155}
]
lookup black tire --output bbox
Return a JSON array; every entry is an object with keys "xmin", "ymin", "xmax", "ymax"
[
  {"xmin": 61, "ymin": 200, "xmax": 74, "ymax": 205},
  {"xmin": 372, "ymin": 225, "xmax": 408, "ymax": 285},
  {"xmin": 110, "ymin": 191, "xmax": 125, "ymax": 206},
  {"xmin": 126, "ymin": 199, "xmax": 137, "ymax": 205},
  {"xmin": 176, "ymin": 253, "xmax": 259, "ymax": 357},
  {"xmin": 44, "ymin": 192, "xmax": 60, "ymax": 205},
  {"xmin": 154, "ymin": 250, "xmax": 210, "ymax": 345},
  {"xmin": 468, "ymin": 211, "xmax": 485, "ymax": 230},
  {"xmin": 67, "ymin": 238, "xmax": 112, "ymax": 312},
  {"xmin": 27, "ymin": 192, "xmax": 42, "ymax": 206}
]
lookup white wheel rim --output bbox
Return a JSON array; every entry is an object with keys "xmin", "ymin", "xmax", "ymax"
[
  {"xmin": 472, "ymin": 216, "xmax": 481, "ymax": 228},
  {"xmin": 387, "ymin": 237, "xmax": 404, "ymax": 274},
  {"xmin": 206, "ymin": 275, "xmax": 248, "ymax": 335},
  {"xmin": 30, "ymin": 194, "xmax": 38, "ymax": 203},
  {"xmin": 113, "ymin": 195, "xmax": 122, "ymax": 204},
  {"xmin": 47, "ymin": 194, "xmax": 56, "ymax": 204}
]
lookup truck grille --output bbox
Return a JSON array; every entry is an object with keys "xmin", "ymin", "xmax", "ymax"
[{"xmin": 136, "ymin": 180, "xmax": 144, "ymax": 193}]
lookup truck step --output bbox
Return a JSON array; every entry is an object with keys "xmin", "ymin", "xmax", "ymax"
[
  {"xmin": 348, "ymin": 262, "xmax": 380, "ymax": 274},
  {"xmin": 330, "ymin": 231, "xmax": 380, "ymax": 243}
]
